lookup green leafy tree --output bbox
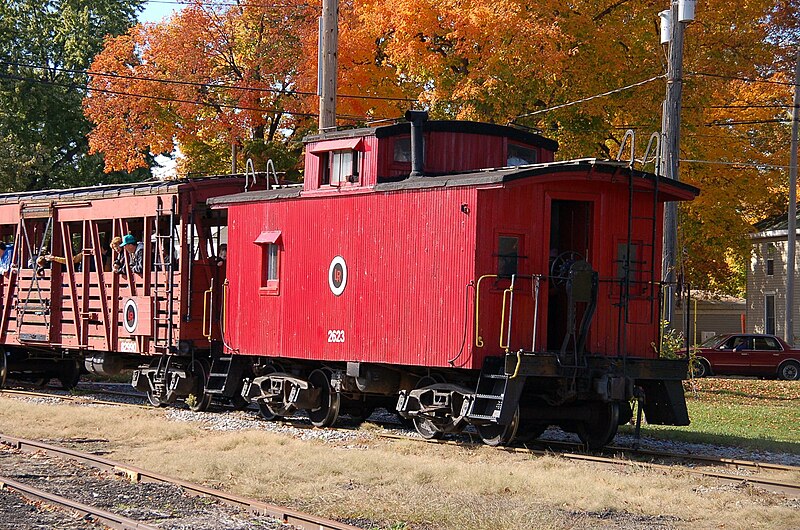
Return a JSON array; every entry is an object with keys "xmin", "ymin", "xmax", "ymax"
[{"xmin": 0, "ymin": 0, "xmax": 148, "ymax": 192}]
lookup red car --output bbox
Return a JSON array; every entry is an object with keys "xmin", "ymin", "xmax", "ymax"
[{"xmin": 694, "ymin": 334, "xmax": 800, "ymax": 380}]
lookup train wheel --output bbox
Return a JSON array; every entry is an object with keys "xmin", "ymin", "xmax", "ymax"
[
  {"xmin": 188, "ymin": 360, "xmax": 212, "ymax": 412},
  {"xmin": 411, "ymin": 376, "xmax": 444, "ymax": 440},
  {"xmin": 308, "ymin": 369, "xmax": 340, "ymax": 428},
  {"xmin": 515, "ymin": 420, "xmax": 548, "ymax": 443},
  {"xmin": 57, "ymin": 361, "xmax": 81, "ymax": 390},
  {"xmin": 257, "ymin": 401, "xmax": 279, "ymax": 421},
  {"xmin": 0, "ymin": 349, "xmax": 7, "ymax": 389},
  {"xmin": 253, "ymin": 364, "xmax": 281, "ymax": 420},
  {"xmin": 229, "ymin": 394, "xmax": 249, "ymax": 411},
  {"xmin": 477, "ymin": 407, "xmax": 520, "ymax": 447},
  {"xmin": 577, "ymin": 402, "xmax": 620, "ymax": 451},
  {"xmin": 146, "ymin": 390, "xmax": 166, "ymax": 407}
]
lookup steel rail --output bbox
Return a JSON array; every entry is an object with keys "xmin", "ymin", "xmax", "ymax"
[
  {"xmin": 5, "ymin": 385, "xmax": 797, "ymax": 476},
  {"xmin": 0, "ymin": 388, "xmax": 150, "ymax": 409},
  {"xmin": 0, "ymin": 475, "xmax": 161, "ymax": 530},
  {"xmin": 376, "ymin": 433, "xmax": 800, "ymax": 498},
  {"xmin": 0, "ymin": 433, "xmax": 363, "ymax": 530},
  {"xmin": 363, "ymin": 419, "xmax": 800, "ymax": 474},
  {"xmin": 543, "ymin": 438, "xmax": 800, "ymax": 473}
]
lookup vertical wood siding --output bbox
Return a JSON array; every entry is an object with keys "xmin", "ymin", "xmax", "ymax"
[
  {"xmin": 225, "ymin": 170, "xmax": 676, "ymax": 369},
  {"xmin": 226, "ymin": 186, "xmax": 479, "ymax": 368}
]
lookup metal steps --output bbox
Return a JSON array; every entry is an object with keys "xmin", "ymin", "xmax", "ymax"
[{"xmin": 466, "ymin": 355, "xmax": 525, "ymax": 424}]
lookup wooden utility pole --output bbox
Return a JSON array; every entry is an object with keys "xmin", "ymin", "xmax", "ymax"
[
  {"xmin": 318, "ymin": 0, "xmax": 338, "ymax": 132},
  {"xmin": 661, "ymin": 1, "xmax": 690, "ymax": 327},
  {"xmin": 785, "ymin": 50, "xmax": 800, "ymax": 345}
]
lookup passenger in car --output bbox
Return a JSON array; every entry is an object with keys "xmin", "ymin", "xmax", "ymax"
[{"xmin": 114, "ymin": 234, "xmax": 144, "ymax": 276}]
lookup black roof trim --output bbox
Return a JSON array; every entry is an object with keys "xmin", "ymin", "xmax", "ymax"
[
  {"xmin": 374, "ymin": 159, "xmax": 700, "ymax": 196},
  {"xmin": 0, "ymin": 175, "xmax": 244, "ymax": 205},
  {"xmin": 208, "ymin": 186, "xmax": 301, "ymax": 206},
  {"xmin": 303, "ymin": 120, "xmax": 559, "ymax": 152},
  {"xmin": 210, "ymin": 160, "xmax": 699, "ymax": 207}
]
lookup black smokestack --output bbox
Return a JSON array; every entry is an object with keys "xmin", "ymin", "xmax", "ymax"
[{"xmin": 405, "ymin": 110, "xmax": 428, "ymax": 177}]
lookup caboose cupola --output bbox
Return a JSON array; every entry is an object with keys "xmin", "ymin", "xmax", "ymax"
[{"xmin": 302, "ymin": 118, "xmax": 558, "ymax": 192}]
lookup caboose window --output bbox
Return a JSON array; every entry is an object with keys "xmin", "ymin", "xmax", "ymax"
[
  {"xmin": 324, "ymin": 150, "xmax": 359, "ymax": 186},
  {"xmin": 255, "ymin": 230, "xmax": 281, "ymax": 295},
  {"xmin": 507, "ymin": 143, "xmax": 537, "ymax": 166},
  {"xmin": 497, "ymin": 236, "xmax": 520, "ymax": 277},
  {"xmin": 264, "ymin": 244, "xmax": 279, "ymax": 281},
  {"xmin": 393, "ymin": 137, "xmax": 412, "ymax": 162}
]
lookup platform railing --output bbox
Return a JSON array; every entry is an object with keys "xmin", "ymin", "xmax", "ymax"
[{"xmin": 475, "ymin": 274, "xmax": 543, "ymax": 353}]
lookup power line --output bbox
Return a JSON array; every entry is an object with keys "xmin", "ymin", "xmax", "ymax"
[
  {"xmin": 696, "ymin": 103, "xmax": 793, "ymax": 109},
  {"xmin": 0, "ymin": 60, "xmax": 417, "ymax": 103},
  {"xmin": 706, "ymin": 119, "xmax": 786, "ymax": 126},
  {"xmin": 681, "ymin": 159, "xmax": 790, "ymax": 170},
  {"xmin": 144, "ymin": 0, "xmax": 308, "ymax": 8},
  {"xmin": 510, "ymin": 74, "xmax": 666, "ymax": 120},
  {"xmin": 689, "ymin": 71, "xmax": 800, "ymax": 87},
  {"xmin": 0, "ymin": 72, "xmax": 380, "ymax": 122}
]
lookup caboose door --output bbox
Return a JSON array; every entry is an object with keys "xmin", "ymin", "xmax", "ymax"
[
  {"xmin": 15, "ymin": 210, "xmax": 54, "ymax": 344},
  {"xmin": 546, "ymin": 199, "xmax": 593, "ymax": 351}
]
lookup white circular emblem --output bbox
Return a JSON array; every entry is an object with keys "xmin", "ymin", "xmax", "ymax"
[
  {"xmin": 328, "ymin": 256, "xmax": 347, "ymax": 296},
  {"xmin": 123, "ymin": 299, "xmax": 139, "ymax": 333}
]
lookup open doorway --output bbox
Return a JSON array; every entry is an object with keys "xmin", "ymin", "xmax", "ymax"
[{"xmin": 547, "ymin": 200, "xmax": 593, "ymax": 351}]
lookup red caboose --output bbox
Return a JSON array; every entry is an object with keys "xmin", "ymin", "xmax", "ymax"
[{"xmin": 210, "ymin": 113, "xmax": 697, "ymax": 448}]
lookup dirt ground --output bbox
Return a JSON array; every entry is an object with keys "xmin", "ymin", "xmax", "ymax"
[{"xmin": 0, "ymin": 395, "xmax": 797, "ymax": 530}]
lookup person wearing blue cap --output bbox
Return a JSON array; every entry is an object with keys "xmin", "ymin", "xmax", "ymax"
[{"xmin": 114, "ymin": 234, "xmax": 144, "ymax": 276}]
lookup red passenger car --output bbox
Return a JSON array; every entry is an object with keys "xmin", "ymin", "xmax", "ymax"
[{"xmin": 209, "ymin": 113, "xmax": 698, "ymax": 448}]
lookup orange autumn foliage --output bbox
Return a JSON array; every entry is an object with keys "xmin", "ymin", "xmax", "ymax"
[{"xmin": 84, "ymin": 0, "xmax": 800, "ymax": 293}]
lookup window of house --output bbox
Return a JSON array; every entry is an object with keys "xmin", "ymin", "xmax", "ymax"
[
  {"xmin": 766, "ymin": 243, "xmax": 775, "ymax": 276},
  {"xmin": 765, "ymin": 294, "xmax": 776, "ymax": 335},
  {"xmin": 507, "ymin": 143, "xmax": 538, "ymax": 166},
  {"xmin": 254, "ymin": 230, "xmax": 281, "ymax": 294},
  {"xmin": 497, "ymin": 236, "xmax": 520, "ymax": 277}
]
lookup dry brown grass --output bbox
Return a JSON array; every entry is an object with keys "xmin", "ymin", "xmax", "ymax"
[{"xmin": 0, "ymin": 396, "xmax": 796, "ymax": 530}]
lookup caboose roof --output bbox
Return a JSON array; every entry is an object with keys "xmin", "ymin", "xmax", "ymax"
[
  {"xmin": 0, "ymin": 175, "xmax": 243, "ymax": 205},
  {"xmin": 208, "ymin": 159, "xmax": 699, "ymax": 207},
  {"xmin": 303, "ymin": 120, "xmax": 559, "ymax": 152}
]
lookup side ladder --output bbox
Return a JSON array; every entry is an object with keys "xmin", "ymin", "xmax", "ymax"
[{"xmin": 152, "ymin": 196, "xmax": 178, "ymax": 352}]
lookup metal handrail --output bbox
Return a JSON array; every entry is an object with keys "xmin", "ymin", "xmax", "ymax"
[
  {"xmin": 244, "ymin": 159, "xmax": 257, "ymax": 192},
  {"xmin": 475, "ymin": 273, "xmax": 543, "ymax": 352},
  {"xmin": 202, "ymin": 279, "xmax": 214, "ymax": 341},
  {"xmin": 499, "ymin": 275, "xmax": 517, "ymax": 351},
  {"xmin": 616, "ymin": 129, "xmax": 636, "ymax": 167},
  {"xmin": 474, "ymin": 274, "xmax": 499, "ymax": 348}
]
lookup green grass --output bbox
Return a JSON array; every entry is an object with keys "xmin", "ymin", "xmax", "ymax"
[{"xmin": 621, "ymin": 378, "xmax": 799, "ymax": 453}]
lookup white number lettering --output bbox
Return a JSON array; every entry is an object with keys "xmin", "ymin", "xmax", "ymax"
[{"xmin": 327, "ymin": 330, "xmax": 345, "ymax": 343}]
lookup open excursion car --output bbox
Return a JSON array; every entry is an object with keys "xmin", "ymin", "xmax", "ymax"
[{"xmin": 694, "ymin": 334, "xmax": 800, "ymax": 380}]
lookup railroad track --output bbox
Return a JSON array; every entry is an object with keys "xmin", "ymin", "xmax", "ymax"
[
  {"xmin": 375, "ymin": 432, "xmax": 800, "ymax": 497},
  {"xmin": 4, "ymin": 384, "xmax": 798, "ymax": 497},
  {"xmin": 0, "ymin": 386, "xmax": 151, "ymax": 409},
  {"xmin": 0, "ymin": 433, "xmax": 363, "ymax": 530},
  {"xmin": 0, "ymin": 475, "xmax": 161, "ymax": 530}
]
